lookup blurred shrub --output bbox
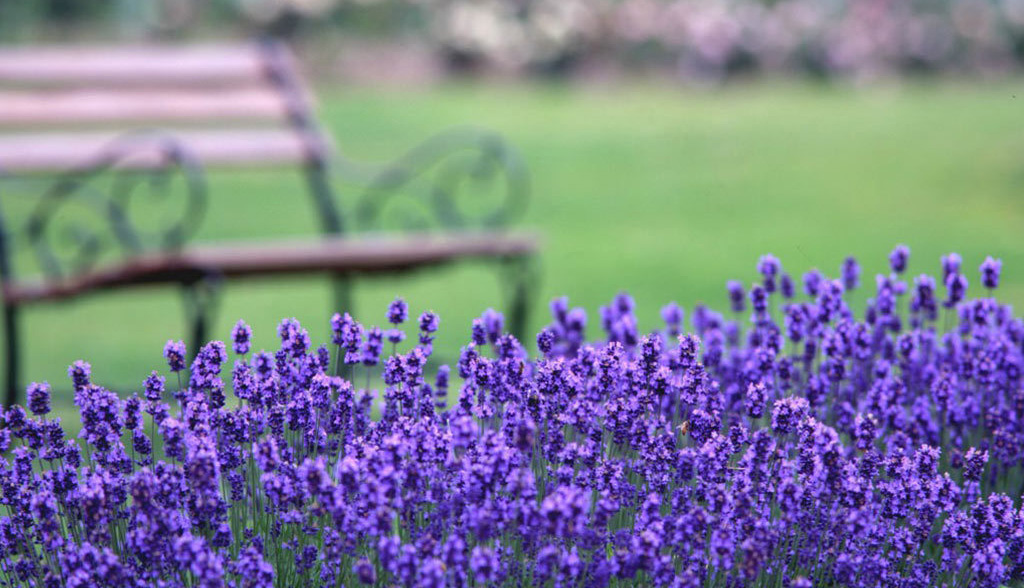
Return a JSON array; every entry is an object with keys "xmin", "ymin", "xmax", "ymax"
[
  {"xmin": 322, "ymin": 0, "xmax": 1024, "ymax": 80},
  {"xmin": 7, "ymin": 0, "xmax": 1024, "ymax": 80},
  {"xmin": 601, "ymin": 0, "xmax": 1024, "ymax": 81}
]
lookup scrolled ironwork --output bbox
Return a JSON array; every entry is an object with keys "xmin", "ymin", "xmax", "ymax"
[
  {"xmin": 350, "ymin": 127, "xmax": 529, "ymax": 233},
  {"xmin": 12, "ymin": 131, "xmax": 207, "ymax": 281}
]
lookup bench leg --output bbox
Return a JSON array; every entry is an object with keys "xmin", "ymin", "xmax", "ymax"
[
  {"xmin": 3, "ymin": 305, "xmax": 19, "ymax": 407},
  {"xmin": 331, "ymin": 275, "xmax": 354, "ymax": 317},
  {"xmin": 304, "ymin": 162, "xmax": 343, "ymax": 236},
  {"xmin": 183, "ymin": 277, "xmax": 222, "ymax": 364},
  {"xmin": 504, "ymin": 255, "xmax": 540, "ymax": 344}
]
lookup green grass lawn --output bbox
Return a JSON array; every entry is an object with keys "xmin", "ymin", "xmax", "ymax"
[{"xmin": 4, "ymin": 80, "xmax": 1024, "ymax": 424}]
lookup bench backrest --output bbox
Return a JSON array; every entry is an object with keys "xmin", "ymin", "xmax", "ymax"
[
  {"xmin": 0, "ymin": 40, "xmax": 333, "ymax": 172},
  {"xmin": 0, "ymin": 40, "xmax": 344, "ymax": 287},
  {"xmin": 0, "ymin": 40, "xmax": 528, "ymax": 290}
]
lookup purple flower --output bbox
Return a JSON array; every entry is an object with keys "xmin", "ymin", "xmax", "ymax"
[
  {"xmin": 435, "ymin": 363, "xmax": 450, "ymax": 390},
  {"xmin": 889, "ymin": 244, "xmax": 910, "ymax": 274},
  {"xmin": 852, "ymin": 413, "xmax": 877, "ymax": 451},
  {"xmin": 550, "ymin": 296, "xmax": 569, "ymax": 323},
  {"xmin": 942, "ymin": 252, "xmax": 962, "ymax": 282},
  {"xmin": 480, "ymin": 308, "xmax": 505, "ymax": 344},
  {"xmin": 143, "ymin": 371, "xmax": 165, "ymax": 403},
  {"xmin": 839, "ymin": 256, "xmax": 859, "ymax": 291},
  {"xmin": 418, "ymin": 310, "xmax": 440, "ymax": 343},
  {"xmin": 780, "ymin": 273, "xmax": 795, "ymax": 299},
  {"xmin": 470, "ymin": 545, "xmax": 501, "ymax": 583},
  {"xmin": 164, "ymin": 340, "xmax": 187, "ymax": 372},
  {"xmin": 418, "ymin": 558, "xmax": 446, "ymax": 588},
  {"xmin": 387, "ymin": 296, "xmax": 408, "ymax": 324},
  {"xmin": 537, "ymin": 327, "xmax": 556, "ymax": 354},
  {"xmin": 386, "ymin": 327, "xmax": 406, "ymax": 345},
  {"xmin": 330, "ymin": 311, "xmax": 353, "ymax": 345},
  {"xmin": 231, "ymin": 319, "xmax": 253, "ymax": 355},
  {"xmin": 332, "ymin": 312, "xmax": 364, "ymax": 364},
  {"xmin": 26, "ymin": 381, "xmax": 51, "ymax": 416},
  {"xmin": 757, "ymin": 254, "xmax": 781, "ymax": 293},
  {"xmin": 980, "ymin": 256, "xmax": 1002, "ymax": 290},
  {"xmin": 750, "ymin": 285, "xmax": 768, "ymax": 315},
  {"xmin": 68, "ymin": 360, "xmax": 91, "ymax": 391},
  {"xmin": 362, "ymin": 327, "xmax": 383, "ymax": 366},
  {"xmin": 189, "ymin": 341, "xmax": 228, "ymax": 397},
  {"xmin": 771, "ymin": 396, "xmax": 809, "ymax": 435},
  {"xmin": 964, "ymin": 447, "xmax": 988, "ymax": 481},
  {"xmin": 232, "ymin": 361, "xmax": 256, "ymax": 401},
  {"xmin": 745, "ymin": 381, "xmax": 767, "ymax": 419},
  {"xmin": 184, "ymin": 434, "xmax": 221, "ymax": 518},
  {"xmin": 944, "ymin": 273, "xmax": 968, "ymax": 308},
  {"xmin": 277, "ymin": 318, "xmax": 309, "ymax": 357},
  {"xmin": 471, "ymin": 318, "xmax": 487, "ymax": 346},
  {"xmin": 972, "ymin": 539, "xmax": 1007, "ymax": 586},
  {"xmin": 661, "ymin": 302, "xmax": 684, "ymax": 335},
  {"xmin": 911, "ymin": 274, "xmax": 938, "ymax": 320},
  {"xmin": 803, "ymin": 268, "xmax": 824, "ymax": 297},
  {"xmin": 353, "ymin": 557, "xmax": 376, "ymax": 584},
  {"xmin": 173, "ymin": 533, "xmax": 224, "ymax": 588},
  {"xmin": 727, "ymin": 281, "xmax": 745, "ymax": 313},
  {"xmin": 540, "ymin": 485, "xmax": 588, "ymax": 538},
  {"xmin": 231, "ymin": 546, "xmax": 274, "ymax": 588}
]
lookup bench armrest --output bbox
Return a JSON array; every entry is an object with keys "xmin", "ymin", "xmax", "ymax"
[
  {"xmin": 0, "ymin": 130, "xmax": 207, "ymax": 282},
  {"xmin": 337, "ymin": 127, "xmax": 529, "ymax": 233}
]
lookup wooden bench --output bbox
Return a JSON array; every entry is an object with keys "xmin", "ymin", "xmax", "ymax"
[{"xmin": 0, "ymin": 40, "xmax": 539, "ymax": 405}]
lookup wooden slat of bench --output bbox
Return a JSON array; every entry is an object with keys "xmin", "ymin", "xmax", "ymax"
[
  {"xmin": 0, "ymin": 44, "xmax": 266, "ymax": 86},
  {"xmin": 0, "ymin": 88, "xmax": 289, "ymax": 126},
  {"xmin": 2, "ymin": 232, "xmax": 540, "ymax": 305},
  {"xmin": 0, "ymin": 129, "xmax": 316, "ymax": 172}
]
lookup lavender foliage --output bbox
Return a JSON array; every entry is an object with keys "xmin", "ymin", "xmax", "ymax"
[{"xmin": 2, "ymin": 250, "xmax": 1023, "ymax": 588}]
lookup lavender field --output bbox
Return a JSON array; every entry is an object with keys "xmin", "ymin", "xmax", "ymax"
[{"xmin": 2, "ymin": 245, "xmax": 1023, "ymax": 587}]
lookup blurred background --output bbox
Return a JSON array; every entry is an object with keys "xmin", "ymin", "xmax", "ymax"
[{"xmin": 1, "ymin": 0, "xmax": 1023, "ymax": 397}]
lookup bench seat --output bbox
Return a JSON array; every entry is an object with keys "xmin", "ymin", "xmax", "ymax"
[{"xmin": 2, "ymin": 232, "xmax": 539, "ymax": 306}]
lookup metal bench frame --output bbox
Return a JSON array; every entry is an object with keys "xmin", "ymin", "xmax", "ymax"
[{"xmin": 0, "ymin": 39, "xmax": 538, "ymax": 405}]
